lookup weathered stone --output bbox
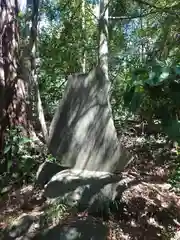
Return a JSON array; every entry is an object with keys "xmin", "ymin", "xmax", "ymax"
[
  {"xmin": 33, "ymin": 216, "xmax": 108, "ymax": 240},
  {"xmin": 44, "ymin": 169, "xmax": 131, "ymax": 210},
  {"xmin": 8, "ymin": 213, "xmax": 39, "ymax": 239},
  {"xmin": 48, "ymin": 66, "xmax": 130, "ymax": 173},
  {"xmin": 36, "ymin": 161, "xmax": 68, "ymax": 187}
]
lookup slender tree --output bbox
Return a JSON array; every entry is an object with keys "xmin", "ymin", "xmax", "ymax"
[
  {"xmin": 98, "ymin": 0, "xmax": 109, "ymax": 81},
  {"xmin": 21, "ymin": 0, "xmax": 48, "ymax": 141}
]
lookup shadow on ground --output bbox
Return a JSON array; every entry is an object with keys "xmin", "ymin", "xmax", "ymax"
[
  {"xmin": 33, "ymin": 216, "xmax": 108, "ymax": 240},
  {"xmin": 0, "ymin": 142, "xmax": 179, "ymax": 240},
  {"xmin": 0, "ymin": 215, "xmax": 108, "ymax": 240},
  {"xmin": 1, "ymin": 192, "xmax": 179, "ymax": 240}
]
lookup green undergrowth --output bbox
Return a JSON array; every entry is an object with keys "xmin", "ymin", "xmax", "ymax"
[{"xmin": 0, "ymin": 126, "xmax": 46, "ymax": 195}]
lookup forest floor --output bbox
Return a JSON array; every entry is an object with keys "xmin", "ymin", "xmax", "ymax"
[{"xmin": 1, "ymin": 131, "xmax": 180, "ymax": 239}]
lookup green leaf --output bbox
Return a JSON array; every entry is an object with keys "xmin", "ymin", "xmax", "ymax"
[
  {"xmin": 22, "ymin": 158, "xmax": 34, "ymax": 173},
  {"xmin": 175, "ymin": 66, "xmax": 180, "ymax": 75},
  {"xmin": 7, "ymin": 160, "xmax": 13, "ymax": 172},
  {"xmin": 18, "ymin": 11, "xmax": 24, "ymax": 18},
  {"xmin": 132, "ymin": 68, "xmax": 148, "ymax": 84},
  {"xmin": 129, "ymin": 91, "xmax": 142, "ymax": 113},
  {"xmin": 162, "ymin": 119, "xmax": 180, "ymax": 142},
  {"xmin": 123, "ymin": 85, "xmax": 135, "ymax": 107},
  {"xmin": 171, "ymin": 92, "xmax": 180, "ymax": 105},
  {"xmin": 4, "ymin": 145, "xmax": 11, "ymax": 154},
  {"xmin": 159, "ymin": 67, "xmax": 170, "ymax": 81},
  {"xmin": 19, "ymin": 137, "xmax": 32, "ymax": 145},
  {"xmin": 146, "ymin": 65, "xmax": 162, "ymax": 86}
]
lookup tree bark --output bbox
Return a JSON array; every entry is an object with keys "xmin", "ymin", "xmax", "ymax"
[
  {"xmin": 98, "ymin": 0, "xmax": 109, "ymax": 82},
  {"xmin": 20, "ymin": 0, "xmax": 48, "ymax": 141},
  {"xmin": 30, "ymin": 0, "xmax": 48, "ymax": 141},
  {"xmin": 81, "ymin": 0, "xmax": 86, "ymax": 73},
  {"xmin": 0, "ymin": 0, "xmax": 31, "ymax": 153}
]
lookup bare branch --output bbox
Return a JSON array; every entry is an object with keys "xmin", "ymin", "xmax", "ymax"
[
  {"xmin": 100, "ymin": 0, "xmax": 113, "ymax": 18},
  {"xmin": 109, "ymin": 11, "xmax": 158, "ymax": 20},
  {"xmin": 86, "ymin": 3, "xmax": 98, "ymax": 20}
]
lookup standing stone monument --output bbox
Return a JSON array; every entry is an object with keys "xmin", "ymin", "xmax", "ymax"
[{"xmin": 48, "ymin": 66, "xmax": 130, "ymax": 173}]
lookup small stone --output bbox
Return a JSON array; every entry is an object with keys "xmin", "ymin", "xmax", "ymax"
[{"xmin": 36, "ymin": 161, "xmax": 68, "ymax": 187}]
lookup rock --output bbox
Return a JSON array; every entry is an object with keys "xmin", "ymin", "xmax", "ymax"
[
  {"xmin": 172, "ymin": 230, "xmax": 180, "ymax": 240},
  {"xmin": 36, "ymin": 161, "xmax": 69, "ymax": 187},
  {"xmin": 33, "ymin": 216, "xmax": 108, "ymax": 240},
  {"xmin": 48, "ymin": 66, "xmax": 131, "ymax": 173},
  {"xmin": 6, "ymin": 212, "xmax": 42, "ymax": 240},
  {"xmin": 44, "ymin": 169, "xmax": 130, "ymax": 211},
  {"xmin": 8, "ymin": 214, "xmax": 37, "ymax": 239}
]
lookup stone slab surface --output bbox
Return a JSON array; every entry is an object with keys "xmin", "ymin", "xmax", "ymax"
[
  {"xmin": 36, "ymin": 161, "xmax": 68, "ymax": 187},
  {"xmin": 48, "ymin": 66, "xmax": 130, "ymax": 173},
  {"xmin": 44, "ymin": 169, "xmax": 131, "ymax": 210}
]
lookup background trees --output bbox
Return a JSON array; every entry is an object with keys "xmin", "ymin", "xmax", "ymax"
[
  {"xmin": 1, "ymin": 1, "xmax": 180, "ymax": 238},
  {"xmin": 0, "ymin": 0, "xmax": 180, "ymax": 190}
]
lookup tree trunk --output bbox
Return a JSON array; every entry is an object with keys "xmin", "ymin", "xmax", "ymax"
[
  {"xmin": 98, "ymin": 0, "xmax": 111, "ymax": 109},
  {"xmin": 30, "ymin": 0, "xmax": 47, "ymax": 141},
  {"xmin": 20, "ymin": 0, "xmax": 48, "ymax": 141},
  {"xmin": 98, "ymin": 0, "xmax": 109, "ymax": 83},
  {"xmin": 97, "ymin": 0, "xmax": 131, "ymax": 170},
  {"xmin": 81, "ymin": 0, "xmax": 86, "ymax": 73},
  {"xmin": 0, "ymin": 0, "xmax": 31, "ymax": 153}
]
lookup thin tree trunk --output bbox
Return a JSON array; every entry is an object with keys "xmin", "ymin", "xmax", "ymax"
[
  {"xmin": 31, "ymin": 0, "xmax": 48, "ymax": 141},
  {"xmin": 97, "ymin": 0, "xmax": 132, "ymax": 170},
  {"xmin": 0, "ymin": 0, "xmax": 6, "ymax": 151},
  {"xmin": 81, "ymin": 0, "xmax": 86, "ymax": 73},
  {"xmin": 140, "ymin": 4, "xmax": 144, "ymax": 63},
  {"xmin": 21, "ymin": 0, "xmax": 48, "ymax": 141},
  {"xmin": 98, "ymin": 0, "xmax": 109, "ymax": 86},
  {"xmin": 98, "ymin": 0, "xmax": 111, "ymax": 108}
]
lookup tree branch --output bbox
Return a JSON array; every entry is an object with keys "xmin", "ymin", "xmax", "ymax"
[
  {"xmin": 100, "ymin": 0, "xmax": 113, "ymax": 18},
  {"xmin": 86, "ymin": 4, "xmax": 98, "ymax": 20},
  {"xmin": 109, "ymin": 11, "xmax": 158, "ymax": 20},
  {"xmin": 135, "ymin": 0, "xmax": 179, "ymax": 17}
]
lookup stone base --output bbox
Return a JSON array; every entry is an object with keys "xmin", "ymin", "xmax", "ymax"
[
  {"xmin": 36, "ymin": 161, "xmax": 69, "ymax": 187},
  {"xmin": 44, "ymin": 169, "xmax": 131, "ymax": 211}
]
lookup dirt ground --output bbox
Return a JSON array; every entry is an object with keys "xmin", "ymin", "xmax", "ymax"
[{"xmin": 1, "ymin": 134, "xmax": 180, "ymax": 239}]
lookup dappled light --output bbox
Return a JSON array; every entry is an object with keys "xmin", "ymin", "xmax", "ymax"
[
  {"xmin": 1, "ymin": 0, "xmax": 180, "ymax": 239},
  {"xmin": 48, "ymin": 66, "xmax": 131, "ymax": 172}
]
